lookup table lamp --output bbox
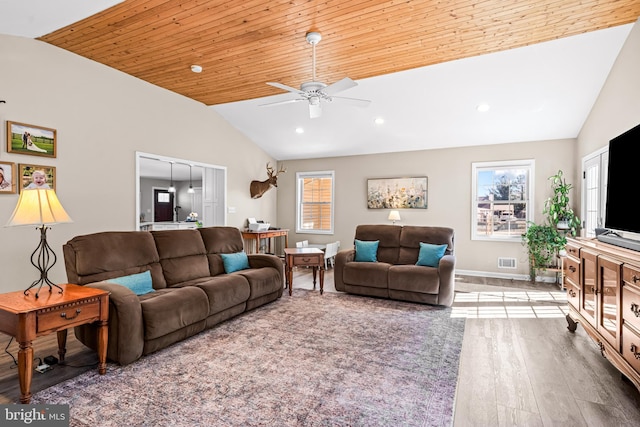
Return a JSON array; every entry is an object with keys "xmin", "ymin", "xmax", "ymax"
[
  {"xmin": 388, "ymin": 210, "xmax": 401, "ymax": 225},
  {"xmin": 5, "ymin": 189, "xmax": 73, "ymax": 298}
]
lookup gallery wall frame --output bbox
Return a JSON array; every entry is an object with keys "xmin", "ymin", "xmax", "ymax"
[
  {"xmin": 367, "ymin": 176, "xmax": 428, "ymax": 209},
  {"xmin": 0, "ymin": 161, "xmax": 17, "ymax": 194},
  {"xmin": 6, "ymin": 121, "xmax": 57, "ymax": 158},
  {"xmin": 18, "ymin": 163, "xmax": 56, "ymax": 192}
]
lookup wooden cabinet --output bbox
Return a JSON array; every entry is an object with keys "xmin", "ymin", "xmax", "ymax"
[{"xmin": 565, "ymin": 237, "xmax": 640, "ymax": 392}]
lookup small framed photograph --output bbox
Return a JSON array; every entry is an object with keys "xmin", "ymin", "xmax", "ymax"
[
  {"xmin": 0, "ymin": 161, "xmax": 17, "ymax": 194},
  {"xmin": 18, "ymin": 164, "xmax": 56, "ymax": 192},
  {"xmin": 6, "ymin": 121, "xmax": 57, "ymax": 158}
]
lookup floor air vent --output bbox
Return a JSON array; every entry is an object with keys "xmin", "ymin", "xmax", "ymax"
[{"xmin": 498, "ymin": 257, "xmax": 517, "ymax": 269}]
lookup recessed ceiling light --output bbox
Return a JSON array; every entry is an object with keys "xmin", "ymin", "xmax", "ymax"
[
  {"xmin": 476, "ymin": 103, "xmax": 490, "ymax": 112},
  {"xmin": 295, "ymin": 127, "xmax": 304, "ymax": 134},
  {"xmin": 191, "ymin": 65, "xmax": 203, "ymax": 73},
  {"xmin": 374, "ymin": 117, "xmax": 385, "ymax": 125}
]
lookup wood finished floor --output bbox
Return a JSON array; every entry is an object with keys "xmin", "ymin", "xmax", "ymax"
[{"xmin": 2, "ymin": 269, "xmax": 640, "ymax": 426}]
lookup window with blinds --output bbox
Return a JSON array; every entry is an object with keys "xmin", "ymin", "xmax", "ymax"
[{"xmin": 296, "ymin": 171, "xmax": 334, "ymax": 234}]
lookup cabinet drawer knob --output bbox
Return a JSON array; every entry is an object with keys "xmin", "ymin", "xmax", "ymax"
[
  {"xmin": 631, "ymin": 344, "xmax": 640, "ymax": 360},
  {"xmin": 631, "ymin": 303, "xmax": 640, "ymax": 317},
  {"xmin": 569, "ymin": 266, "xmax": 576, "ymax": 273},
  {"xmin": 568, "ymin": 289, "xmax": 576, "ymax": 298},
  {"xmin": 60, "ymin": 308, "xmax": 81, "ymax": 320},
  {"xmin": 633, "ymin": 275, "xmax": 640, "ymax": 283}
]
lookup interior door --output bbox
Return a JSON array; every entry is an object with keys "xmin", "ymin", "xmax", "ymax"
[{"xmin": 154, "ymin": 189, "xmax": 174, "ymax": 222}]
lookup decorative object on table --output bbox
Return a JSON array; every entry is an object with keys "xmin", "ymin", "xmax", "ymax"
[
  {"xmin": 367, "ymin": 177, "xmax": 427, "ymax": 209},
  {"xmin": 388, "ymin": 210, "xmax": 401, "ymax": 224},
  {"xmin": 5, "ymin": 188, "xmax": 73, "ymax": 298},
  {"xmin": 18, "ymin": 163, "xmax": 56, "ymax": 192},
  {"xmin": 0, "ymin": 161, "xmax": 17, "ymax": 194},
  {"xmin": 186, "ymin": 212, "xmax": 198, "ymax": 221},
  {"xmin": 6, "ymin": 121, "xmax": 57, "ymax": 158},
  {"xmin": 250, "ymin": 162, "xmax": 286, "ymax": 199}
]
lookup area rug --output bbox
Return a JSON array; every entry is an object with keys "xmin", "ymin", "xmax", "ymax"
[{"xmin": 32, "ymin": 290, "xmax": 465, "ymax": 426}]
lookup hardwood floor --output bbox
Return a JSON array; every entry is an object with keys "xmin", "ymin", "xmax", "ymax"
[{"xmin": 2, "ymin": 270, "xmax": 640, "ymax": 427}]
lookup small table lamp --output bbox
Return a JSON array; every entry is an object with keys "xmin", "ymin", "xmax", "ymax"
[
  {"xmin": 388, "ymin": 210, "xmax": 401, "ymax": 225},
  {"xmin": 5, "ymin": 189, "xmax": 73, "ymax": 298}
]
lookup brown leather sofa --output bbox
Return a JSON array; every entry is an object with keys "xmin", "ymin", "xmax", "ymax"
[
  {"xmin": 334, "ymin": 224, "xmax": 455, "ymax": 306},
  {"xmin": 63, "ymin": 226, "xmax": 283, "ymax": 365}
]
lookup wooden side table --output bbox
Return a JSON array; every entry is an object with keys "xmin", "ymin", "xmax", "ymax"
[
  {"xmin": 242, "ymin": 229, "xmax": 289, "ymax": 254},
  {"xmin": 0, "ymin": 284, "xmax": 109, "ymax": 404},
  {"xmin": 284, "ymin": 247, "xmax": 325, "ymax": 296}
]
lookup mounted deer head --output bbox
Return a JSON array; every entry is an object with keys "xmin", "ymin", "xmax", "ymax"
[{"xmin": 250, "ymin": 162, "xmax": 286, "ymax": 199}]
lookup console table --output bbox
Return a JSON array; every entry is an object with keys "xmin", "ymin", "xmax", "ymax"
[
  {"xmin": 242, "ymin": 229, "xmax": 288, "ymax": 255},
  {"xmin": 0, "ymin": 284, "xmax": 109, "ymax": 403},
  {"xmin": 564, "ymin": 237, "xmax": 640, "ymax": 392}
]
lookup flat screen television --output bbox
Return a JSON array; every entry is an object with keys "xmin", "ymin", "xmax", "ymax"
[{"xmin": 603, "ymin": 122, "xmax": 640, "ymax": 237}]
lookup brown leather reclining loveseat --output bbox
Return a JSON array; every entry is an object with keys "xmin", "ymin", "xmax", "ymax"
[
  {"xmin": 334, "ymin": 224, "xmax": 455, "ymax": 306},
  {"xmin": 63, "ymin": 226, "xmax": 283, "ymax": 365}
]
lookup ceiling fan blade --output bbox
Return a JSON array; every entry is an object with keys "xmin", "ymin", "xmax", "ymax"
[
  {"xmin": 267, "ymin": 82, "xmax": 305, "ymax": 95},
  {"xmin": 259, "ymin": 98, "xmax": 306, "ymax": 107},
  {"xmin": 331, "ymin": 96, "xmax": 371, "ymax": 107},
  {"xmin": 309, "ymin": 103, "xmax": 322, "ymax": 119},
  {"xmin": 322, "ymin": 77, "xmax": 358, "ymax": 95}
]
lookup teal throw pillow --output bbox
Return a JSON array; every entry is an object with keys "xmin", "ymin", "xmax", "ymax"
[
  {"xmin": 221, "ymin": 251, "xmax": 250, "ymax": 273},
  {"xmin": 109, "ymin": 271, "xmax": 155, "ymax": 296},
  {"xmin": 416, "ymin": 242, "xmax": 448, "ymax": 267},
  {"xmin": 354, "ymin": 239, "xmax": 379, "ymax": 262}
]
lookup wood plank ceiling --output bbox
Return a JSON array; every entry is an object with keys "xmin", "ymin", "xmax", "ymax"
[{"xmin": 39, "ymin": 0, "xmax": 640, "ymax": 106}]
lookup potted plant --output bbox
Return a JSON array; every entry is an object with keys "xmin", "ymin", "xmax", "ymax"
[
  {"xmin": 543, "ymin": 169, "xmax": 580, "ymax": 236},
  {"xmin": 522, "ymin": 222, "xmax": 566, "ymax": 280},
  {"xmin": 523, "ymin": 170, "xmax": 580, "ymax": 281}
]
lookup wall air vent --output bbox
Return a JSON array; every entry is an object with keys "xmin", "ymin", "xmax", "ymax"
[{"xmin": 498, "ymin": 257, "xmax": 517, "ymax": 269}]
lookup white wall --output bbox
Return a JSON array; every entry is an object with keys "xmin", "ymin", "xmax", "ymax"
[
  {"xmin": 276, "ymin": 138, "xmax": 577, "ymax": 278},
  {"xmin": 577, "ymin": 18, "xmax": 640, "ymax": 183},
  {"xmin": 0, "ymin": 35, "xmax": 277, "ymax": 292}
]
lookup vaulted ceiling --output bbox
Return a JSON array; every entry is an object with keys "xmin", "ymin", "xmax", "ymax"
[
  {"xmin": 37, "ymin": 0, "xmax": 640, "ymax": 106},
  {"xmin": 3, "ymin": 1, "xmax": 639, "ymax": 160}
]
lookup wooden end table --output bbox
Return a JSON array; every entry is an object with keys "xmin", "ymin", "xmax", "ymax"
[
  {"xmin": 0, "ymin": 283, "xmax": 109, "ymax": 404},
  {"xmin": 284, "ymin": 247, "xmax": 325, "ymax": 295}
]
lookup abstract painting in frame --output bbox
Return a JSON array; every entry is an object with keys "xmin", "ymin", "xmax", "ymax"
[
  {"xmin": 6, "ymin": 121, "xmax": 57, "ymax": 158},
  {"xmin": 18, "ymin": 163, "xmax": 56, "ymax": 192},
  {"xmin": 367, "ymin": 177, "xmax": 428, "ymax": 209},
  {"xmin": 0, "ymin": 161, "xmax": 17, "ymax": 194}
]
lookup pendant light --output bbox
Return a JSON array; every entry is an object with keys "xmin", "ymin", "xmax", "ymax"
[
  {"xmin": 188, "ymin": 165, "xmax": 195, "ymax": 194},
  {"xmin": 168, "ymin": 161, "xmax": 176, "ymax": 193}
]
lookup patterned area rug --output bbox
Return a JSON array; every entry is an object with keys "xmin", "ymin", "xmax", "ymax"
[{"xmin": 32, "ymin": 290, "xmax": 465, "ymax": 426}]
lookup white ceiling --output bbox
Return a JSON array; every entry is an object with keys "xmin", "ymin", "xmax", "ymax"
[{"xmin": 0, "ymin": 1, "xmax": 634, "ymax": 161}]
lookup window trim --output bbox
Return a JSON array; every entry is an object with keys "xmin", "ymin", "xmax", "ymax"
[
  {"xmin": 471, "ymin": 159, "xmax": 535, "ymax": 242},
  {"xmin": 296, "ymin": 170, "xmax": 335, "ymax": 235}
]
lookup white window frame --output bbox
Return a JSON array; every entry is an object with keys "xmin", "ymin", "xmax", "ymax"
[
  {"xmin": 471, "ymin": 159, "xmax": 535, "ymax": 242},
  {"xmin": 296, "ymin": 170, "xmax": 335, "ymax": 234}
]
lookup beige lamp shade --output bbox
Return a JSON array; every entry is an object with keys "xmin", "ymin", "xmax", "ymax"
[
  {"xmin": 5, "ymin": 189, "xmax": 73, "ymax": 226},
  {"xmin": 388, "ymin": 210, "xmax": 401, "ymax": 223}
]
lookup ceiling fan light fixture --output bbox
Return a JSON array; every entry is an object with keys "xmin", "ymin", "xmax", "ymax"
[{"xmin": 190, "ymin": 64, "xmax": 203, "ymax": 73}]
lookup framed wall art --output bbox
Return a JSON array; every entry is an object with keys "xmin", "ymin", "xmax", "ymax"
[
  {"xmin": 0, "ymin": 161, "xmax": 17, "ymax": 194},
  {"xmin": 18, "ymin": 164, "xmax": 56, "ymax": 192},
  {"xmin": 6, "ymin": 121, "xmax": 57, "ymax": 158},
  {"xmin": 367, "ymin": 176, "xmax": 428, "ymax": 209}
]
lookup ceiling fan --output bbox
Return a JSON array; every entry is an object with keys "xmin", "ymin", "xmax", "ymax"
[{"xmin": 261, "ymin": 31, "xmax": 371, "ymax": 118}]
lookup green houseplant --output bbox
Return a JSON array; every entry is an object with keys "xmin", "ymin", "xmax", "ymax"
[
  {"xmin": 543, "ymin": 169, "xmax": 580, "ymax": 235},
  {"xmin": 523, "ymin": 169, "xmax": 580, "ymax": 280}
]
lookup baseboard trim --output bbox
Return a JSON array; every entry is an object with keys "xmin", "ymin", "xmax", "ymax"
[{"xmin": 455, "ymin": 269, "xmax": 562, "ymax": 283}]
